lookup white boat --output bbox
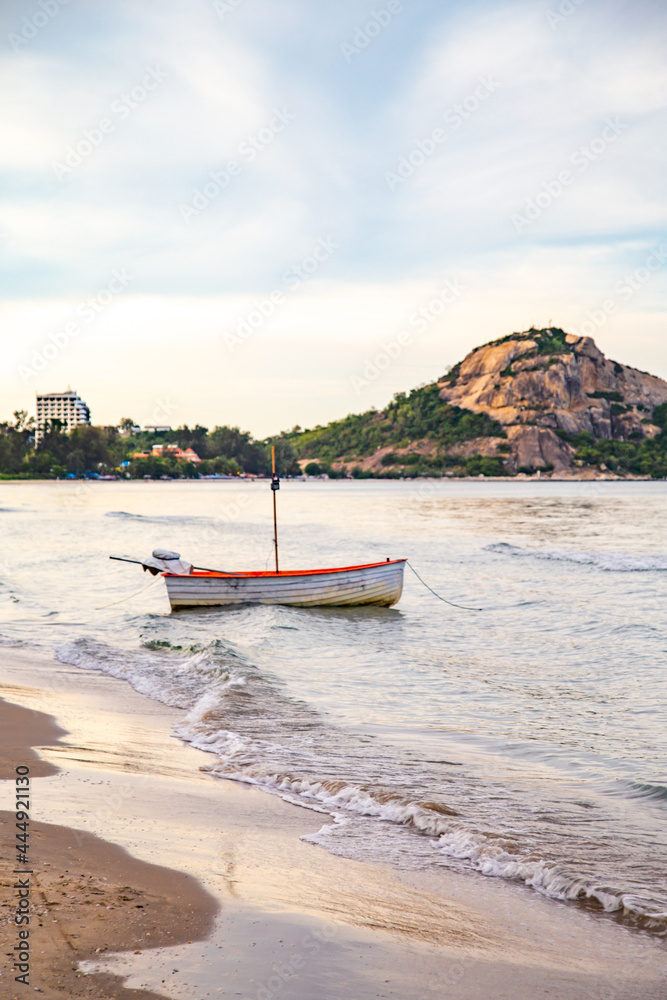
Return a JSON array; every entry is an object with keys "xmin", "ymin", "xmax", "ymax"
[
  {"xmin": 163, "ymin": 559, "xmax": 406, "ymax": 609},
  {"xmin": 111, "ymin": 448, "xmax": 406, "ymax": 610}
]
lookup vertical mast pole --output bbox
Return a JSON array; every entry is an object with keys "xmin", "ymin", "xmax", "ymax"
[{"xmin": 271, "ymin": 445, "xmax": 280, "ymax": 573}]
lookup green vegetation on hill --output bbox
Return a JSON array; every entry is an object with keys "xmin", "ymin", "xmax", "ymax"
[
  {"xmin": 442, "ymin": 328, "xmax": 575, "ymax": 385},
  {"xmin": 482, "ymin": 326, "xmax": 573, "ymax": 355},
  {"xmin": 560, "ymin": 402, "xmax": 667, "ymax": 478},
  {"xmin": 288, "ymin": 384, "xmax": 506, "ymax": 473}
]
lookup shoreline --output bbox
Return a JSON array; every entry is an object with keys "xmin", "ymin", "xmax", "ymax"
[
  {"xmin": 1, "ymin": 647, "xmax": 665, "ymax": 999},
  {"xmin": 0, "ymin": 696, "xmax": 218, "ymax": 1000},
  {"xmin": 0, "ymin": 474, "xmax": 665, "ymax": 483}
]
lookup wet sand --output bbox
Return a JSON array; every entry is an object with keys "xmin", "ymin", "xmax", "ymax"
[
  {"xmin": 0, "ymin": 697, "xmax": 218, "ymax": 1000},
  {"xmin": 0, "ymin": 647, "xmax": 665, "ymax": 999}
]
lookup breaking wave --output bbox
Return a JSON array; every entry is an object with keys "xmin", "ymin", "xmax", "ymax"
[
  {"xmin": 55, "ymin": 636, "xmax": 237, "ymax": 709},
  {"xmin": 105, "ymin": 510, "xmax": 215, "ymax": 524},
  {"xmin": 53, "ymin": 633, "xmax": 667, "ymax": 937},
  {"xmin": 187, "ymin": 719, "xmax": 667, "ymax": 934},
  {"xmin": 485, "ymin": 542, "xmax": 667, "ymax": 572},
  {"xmin": 622, "ymin": 780, "xmax": 667, "ymax": 804}
]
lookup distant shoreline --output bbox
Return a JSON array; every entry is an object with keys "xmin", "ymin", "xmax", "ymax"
[{"xmin": 0, "ymin": 474, "xmax": 664, "ymax": 484}]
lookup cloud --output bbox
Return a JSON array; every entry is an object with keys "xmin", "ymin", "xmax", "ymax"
[
  {"xmin": 372, "ymin": 1, "xmax": 667, "ymax": 261},
  {"xmin": 0, "ymin": 0, "xmax": 665, "ymax": 434}
]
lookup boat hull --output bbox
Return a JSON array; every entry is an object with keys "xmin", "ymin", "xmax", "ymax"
[{"xmin": 164, "ymin": 559, "xmax": 406, "ymax": 609}]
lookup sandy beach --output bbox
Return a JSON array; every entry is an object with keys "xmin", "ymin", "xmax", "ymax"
[
  {"xmin": 0, "ymin": 689, "xmax": 218, "ymax": 1000},
  {"xmin": 0, "ymin": 645, "xmax": 664, "ymax": 1000}
]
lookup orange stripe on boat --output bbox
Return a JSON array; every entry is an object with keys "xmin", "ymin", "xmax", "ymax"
[{"xmin": 164, "ymin": 558, "xmax": 407, "ymax": 578}]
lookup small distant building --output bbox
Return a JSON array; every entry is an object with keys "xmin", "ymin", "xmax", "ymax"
[
  {"xmin": 131, "ymin": 444, "xmax": 201, "ymax": 464},
  {"xmin": 35, "ymin": 388, "xmax": 90, "ymax": 444},
  {"xmin": 119, "ymin": 424, "xmax": 141, "ymax": 437},
  {"xmin": 143, "ymin": 425, "xmax": 172, "ymax": 434}
]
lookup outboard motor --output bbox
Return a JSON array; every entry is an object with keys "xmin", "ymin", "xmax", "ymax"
[{"xmin": 142, "ymin": 548, "xmax": 193, "ymax": 576}]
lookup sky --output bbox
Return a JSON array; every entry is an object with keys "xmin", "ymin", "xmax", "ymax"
[{"xmin": 1, "ymin": 0, "xmax": 666, "ymax": 437}]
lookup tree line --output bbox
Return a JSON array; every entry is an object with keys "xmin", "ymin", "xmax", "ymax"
[
  {"xmin": 0, "ymin": 412, "xmax": 300, "ymax": 479},
  {"xmin": 4, "ymin": 394, "xmax": 666, "ymax": 480}
]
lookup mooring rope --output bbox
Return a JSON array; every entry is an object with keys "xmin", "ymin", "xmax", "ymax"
[
  {"xmin": 407, "ymin": 561, "xmax": 482, "ymax": 611},
  {"xmin": 94, "ymin": 575, "xmax": 162, "ymax": 611}
]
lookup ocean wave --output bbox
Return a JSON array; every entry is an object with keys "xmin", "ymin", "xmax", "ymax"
[
  {"xmin": 485, "ymin": 542, "xmax": 667, "ymax": 572},
  {"xmin": 183, "ymin": 727, "xmax": 667, "ymax": 934},
  {"xmin": 176, "ymin": 705, "xmax": 667, "ymax": 936},
  {"xmin": 105, "ymin": 510, "xmax": 214, "ymax": 524},
  {"xmin": 55, "ymin": 636, "xmax": 235, "ymax": 710},
  {"xmin": 433, "ymin": 827, "xmax": 667, "ymax": 932},
  {"xmin": 622, "ymin": 780, "xmax": 667, "ymax": 804},
  {"xmin": 189, "ymin": 748, "xmax": 460, "ymax": 829},
  {"xmin": 140, "ymin": 636, "xmax": 238, "ymax": 655},
  {"xmin": 59, "ymin": 633, "xmax": 667, "ymax": 938},
  {"xmin": 0, "ymin": 633, "xmax": 27, "ymax": 647}
]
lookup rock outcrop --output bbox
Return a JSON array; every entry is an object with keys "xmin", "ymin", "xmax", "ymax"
[
  {"xmin": 437, "ymin": 328, "xmax": 667, "ymax": 473},
  {"xmin": 294, "ymin": 327, "xmax": 667, "ymax": 478}
]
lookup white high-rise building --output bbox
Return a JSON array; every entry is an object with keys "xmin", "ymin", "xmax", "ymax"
[{"xmin": 35, "ymin": 389, "xmax": 90, "ymax": 444}]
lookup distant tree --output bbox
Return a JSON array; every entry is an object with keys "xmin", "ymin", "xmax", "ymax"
[
  {"xmin": 264, "ymin": 437, "xmax": 301, "ymax": 476},
  {"xmin": 175, "ymin": 424, "xmax": 210, "ymax": 457},
  {"xmin": 0, "ymin": 412, "xmax": 36, "ymax": 474},
  {"xmin": 36, "ymin": 419, "xmax": 70, "ymax": 464},
  {"xmin": 208, "ymin": 426, "xmax": 267, "ymax": 473},
  {"xmin": 198, "ymin": 456, "xmax": 241, "ymax": 476},
  {"xmin": 13, "ymin": 410, "xmax": 34, "ymax": 434},
  {"xmin": 68, "ymin": 425, "xmax": 113, "ymax": 472},
  {"xmin": 653, "ymin": 403, "xmax": 667, "ymax": 429},
  {"xmin": 129, "ymin": 456, "xmax": 181, "ymax": 479}
]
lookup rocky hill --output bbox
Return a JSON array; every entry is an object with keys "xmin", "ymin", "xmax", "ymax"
[
  {"xmin": 289, "ymin": 328, "xmax": 667, "ymax": 478},
  {"xmin": 437, "ymin": 327, "xmax": 667, "ymax": 475}
]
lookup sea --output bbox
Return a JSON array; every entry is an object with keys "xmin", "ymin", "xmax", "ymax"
[{"xmin": 2, "ymin": 478, "xmax": 666, "ymax": 938}]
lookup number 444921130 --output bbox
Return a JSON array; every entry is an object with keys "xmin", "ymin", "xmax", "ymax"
[{"xmin": 15, "ymin": 766, "xmax": 30, "ymax": 866}]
